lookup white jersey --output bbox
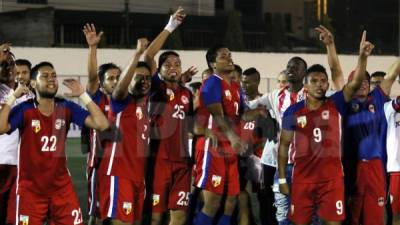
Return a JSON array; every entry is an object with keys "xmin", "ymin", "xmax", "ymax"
[
  {"xmin": 384, "ymin": 99, "xmax": 400, "ymax": 172},
  {"xmin": 0, "ymin": 84, "xmax": 34, "ymax": 165}
]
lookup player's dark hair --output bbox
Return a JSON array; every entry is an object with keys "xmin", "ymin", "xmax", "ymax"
[
  {"xmin": 137, "ymin": 61, "xmax": 152, "ymax": 73},
  {"xmin": 243, "ymin": 67, "xmax": 261, "ymax": 81},
  {"xmin": 206, "ymin": 44, "xmax": 228, "ymax": 70},
  {"xmin": 304, "ymin": 64, "xmax": 328, "ymax": 84},
  {"xmin": 98, "ymin": 63, "xmax": 121, "ymax": 86},
  {"xmin": 31, "ymin": 61, "xmax": 54, "ymax": 80},
  {"xmin": 15, "ymin": 59, "xmax": 32, "ymax": 70},
  {"xmin": 371, "ymin": 71, "xmax": 386, "ymax": 78},
  {"xmin": 158, "ymin": 51, "xmax": 180, "ymax": 72},
  {"xmin": 234, "ymin": 64, "xmax": 242, "ymax": 75},
  {"xmin": 289, "ymin": 56, "xmax": 308, "ymax": 70}
]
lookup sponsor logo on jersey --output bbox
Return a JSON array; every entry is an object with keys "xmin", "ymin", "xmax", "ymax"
[
  {"xmin": 322, "ymin": 110, "xmax": 329, "ymax": 120},
  {"xmin": 167, "ymin": 88, "xmax": 175, "ymax": 101},
  {"xmin": 368, "ymin": 104, "xmax": 375, "ymax": 113},
  {"xmin": 181, "ymin": 95, "xmax": 189, "ymax": 105},
  {"xmin": 123, "ymin": 202, "xmax": 132, "ymax": 215},
  {"xmin": 378, "ymin": 197, "xmax": 385, "ymax": 207},
  {"xmin": 297, "ymin": 116, "xmax": 307, "ymax": 128},
  {"xmin": 31, "ymin": 120, "xmax": 41, "ymax": 133},
  {"xmin": 136, "ymin": 107, "xmax": 143, "ymax": 120},
  {"xmin": 351, "ymin": 103, "xmax": 359, "ymax": 112},
  {"xmin": 225, "ymin": 90, "xmax": 232, "ymax": 101},
  {"xmin": 211, "ymin": 175, "xmax": 222, "ymax": 187},
  {"xmin": 55, "ymin": 119, "xmax": 65, "ymax": 130},
  {"xmin": 20, "ymin": 215, "xmax": 29, "ymax": 225},
  {"xmin": 152, "ymin": 194, "xmax": 160, "ymax": 206}
]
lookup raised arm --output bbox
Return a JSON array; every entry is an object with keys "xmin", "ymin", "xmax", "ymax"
[
  {"xmin": 315, "ymin": 25, "xmax": 344, "ymax": 90},
  {"xmin": 380, "ymin": 58, "xmax": 400, "ymax": 96},
  {"xmin": 63, "ymin": 79, "xmax": 109, "ymax": 131},
  {"xmin": 0, "ymin": 84, "xmax": 29, "ymax": 134},
  {"xmin": 342, "ymin": 31, "xmax": 374, "ymax": 102},
  {"xmin": 277, "ymin": 128, "xmax": 294, "ymax": 195},
  {"xmin": 83, "ymin": 23, "xmax": 103, "ymax": 95},
  {"xmin": 144, "ymin": 6, "xmax": 186, "ymax": 74}
]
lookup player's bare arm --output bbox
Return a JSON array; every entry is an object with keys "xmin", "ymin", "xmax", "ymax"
[
  {"xmin": 342, "ymin": 31, "xmax": 374, "ymax": 102},
  {"xmin": 277, "ymin": 128, "xmax": 294, "ymax": 196},
  {"xmin": 63, "ymin": 79, "xmax": 109, "ymax": 131},
  {"xmin": 315, "ymin": 25, "xmax": 344, "ymax": 90},
  {"xmin": 144, "ymin": 6, "xmax": 186, "ymax": 74},
  {"xmin": 83, "ymin": 23, "xmax": 103, "ymax": 95},
  {"xmin": 380, "ymin": 58, "xmax": 400, "ymax": 96},
  {"xmin": 0, "ymin": 84, "xmax": 29, "ymax": 134},
  {"xmin": 113, "ymin": 38, "xmax": 149, "ymax": 100},
  {"xmin": 207, "ymin": 103, "xmax": 246, "ymax": 154},
  {"xmin": 241, "ymin": 106, "xmax": 267, "ymax": 122}
]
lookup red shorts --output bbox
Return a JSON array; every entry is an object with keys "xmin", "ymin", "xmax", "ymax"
[
  {"xmin": 98, "ymin": 175, "xmax": 145, "ymax": 222},
  {"xmin": 289, "ymin": 178, "xmax": 345, "ymax": 224},
  {"xmin": 390, "ymin": 172, "xmax": 400, "ymax": 214},
  {"xmin": 151, "ymin": 158, "xmax": 191, "ymax": 213},
  {"xmin": 16, "ymin": 181, "xmax": 83, "ymax": 225},
  {"xmin": 348, "ymin": 159, "xmax": 386, "ymax": 225},
  {"xmin": 193, "ymin": 137, "xmax": 240, "ymax": 196},
  {"xmin": 0, "ymin": 165, "xmax": 17, "ymax": 224}
]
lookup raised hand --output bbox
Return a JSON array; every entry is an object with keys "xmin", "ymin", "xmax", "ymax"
[
  {"xmin": 136, "ymin": 38, "xmax": 149, "ymax": 55},
  {"xmin": 13, "ymin": 83, "xmax": 29, "ymax": 98},
  {"xmin": 63, "ymin": 79, "xmax": 85, "ymax": 97},
  {"xmin": 83, "ymin": 23, "xmax": 103, "ymax": 47},
  {"xmin": 0, "ymin": 43, "xmax": 11, "ymax": 63},
  {"xmin": 315, "ymin": 25, "xmax": 334, "ymax": 45},
  {"xmin": 359, "ymin": 31, "xmax": 374, "ymax": 57},
  {"xmin": 181, "ymin": 66, "xmax": 199, "ymax": 83},
  {"xmin": 164, "ymin": 6, "xmax": 186, "ymax": 32}
]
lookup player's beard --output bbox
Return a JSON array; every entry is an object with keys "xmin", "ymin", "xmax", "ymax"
[{"xmin": 37, "ymin": 88, "xmax": 57, "ymax": 99}]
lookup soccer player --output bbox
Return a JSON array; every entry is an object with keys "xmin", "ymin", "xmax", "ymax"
[
  {"xmin": 143, "ymin": 6, "xmax": 194, "ymax": 225},
  {"xmin": 0, "ymin": 61, "xmax": 109, "ymax": 225},
  {"xmin": 192, "ymin": 44, "xmax": 265, "ymax": 225},
  {"xmin": 278, "ymin": 31, "xmax": 374, "ymax": 225},
  {"xmin": 82, "ymin": 23, "xmax": 121, "ymax": 223},
  {"xmin": 97, "ymin": 38, "xmax": 150, "ymax": 225}
]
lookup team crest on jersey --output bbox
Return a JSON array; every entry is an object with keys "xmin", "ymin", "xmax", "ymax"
[
  {"xmin": 297, "ymin": 116, "xmax": 307, "ymax": 128},
  {"xmin": 377, "ymin": 197, "xmax": 385, "ymax": 207},
  {"xmin": 351, "ymin": 103, "xmax": 359, "ymax": 112},
  {"xmin": 321, "ymin": 110, "xmax": 330, "ymax": 120},
  {"xmin": 136, "ymin": 107, "xmax": 143, "ymax": 120},
  {"xmin": 368, "ymin": 104, "xmax": 375, "ymax": 113},
  {"xmin": 31, "ymin": 120, "xmax": 41, "ymax": 133},
  {"xmin": 152, "ymin": 194, "xmax": 160, "ymax": 206},
  {"xmin": 224, "ymin": 90, "xmax": 232, "ymax": 101},
  {"xmin": 211, "ymin": 175, "xmax": 222, "ymax": 187},
  {"xmin": 166, "ymin": 88, "xmax": 175, "ymax": 101},
  {"xmin": 181, "ymin": 95, "xmax": 189, "ymax": 105},
  {"xmin": 122, "ymin": 202, "xmax": 132, "ymax": 215},
  {"xmin": 55, "ymin": 119, "xmax": 65, "ymax": 130},
  {"xmin": 19, "ymin": 215, "xmax": 29, "ymax": 225}
]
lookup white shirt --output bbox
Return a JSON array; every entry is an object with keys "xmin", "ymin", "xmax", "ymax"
[
  {"xmin": 384, "ymin": 99, "xmax": 400, "ymax": 172},
  {"xmin": 0, "ymin": 84, "xmax": 34, "ymax": 165}
]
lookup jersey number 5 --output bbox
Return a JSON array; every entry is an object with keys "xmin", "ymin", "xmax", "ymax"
[
  {"xmin": 41, "ymin": 135, "xmax": 57, "ymax": 152},
  {"xmin": 172, "ymin": 104, "xmax": 185, "ymax": 120}
]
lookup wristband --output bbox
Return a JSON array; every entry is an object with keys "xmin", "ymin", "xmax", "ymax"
[
  {"xmin": 5, "ymin": 94, "xmax": 16, "ymax": 107},
  {"xmin": 79, "ymin": 92, "xmax": 92, "ymax": 106},
  {"xmin": 164, "ymin": 16, "xmax": 179, "ymax": 33},
  {"xmin": 278, "ymin": 178, "xmax": 287, "ymax": 184}
]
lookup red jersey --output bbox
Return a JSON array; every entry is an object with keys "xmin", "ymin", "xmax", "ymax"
[
  {"xmin": 199, "ymin": 74, "xmax": 245, "ymax": 154},
  {"xmin": 149, "ymin": 76, "xmax": 193, "ymax": 162},
  {"xmin": 98, "ymin": 94, "xmax": 149, "ymax": 182},
  {"xmin": 282, "ymin": 92, "xmax": 344, "ymax": 183},
  {"xmin": 8, "ymin": 98, "xmax": 89, "ymax": 195}
]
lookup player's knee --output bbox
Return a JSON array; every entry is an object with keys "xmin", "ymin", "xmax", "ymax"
[
  {"xmin": 393, "ymin": 214, "xmax": 400, "ymax": 225},
  {"xmin": 169, "ymin": 210, "xmax": 187, "ymax": 225},
  {"xmin": 224, "ymin": 196, "xmax": 238, "ymax": 214},
  {"xmin": 151, "ymin": 213, "xmax": 163, "ymax": 225}
]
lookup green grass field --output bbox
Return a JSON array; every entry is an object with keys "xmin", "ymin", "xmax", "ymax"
[{"xmin": 65, "ymin": 138, "xmax": 89, "ymax": 220}]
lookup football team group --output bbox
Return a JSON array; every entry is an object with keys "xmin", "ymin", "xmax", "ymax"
[{"xmin": 0, "ymin": 6, "xmax": 400, "ymax": 225}]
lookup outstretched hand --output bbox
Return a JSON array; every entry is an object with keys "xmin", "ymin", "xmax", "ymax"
[
  {"xmin": 164, "ymin": 6, "xmax": 186, "ymax": 32},
  {"xmin": 63, "ymin": 79, "xmax": 85, "ymax": 97},
  {"xmin": 181, "ymin": 66, "xmax": 199, "ymax": 83},
  {"xmin": 13, "ymin": 83, "xmax": 30, "ymax": 98},
  {"xmin": 315, "ymin": 25, "xmax": 334, "ymax": 45},
  {"xmin": 359, "ymin": 31, "xmax": 374, "ymax": 57},
  {"xmin": 136, "ymin": 38, "xmax": 149, "ymax": 55},
  {"xmin": 83, "ymin": 23, "xmax": 103, "ymax": 47}
]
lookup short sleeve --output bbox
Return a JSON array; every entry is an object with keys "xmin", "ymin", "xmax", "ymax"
[
  {"xmin": 65, "ymin": 101, "xmax": 90, "ymax": 127},
  {"xmin": 239, "ymin": 88, "xmax": 247, "ymax": 112},
  {"xmin": 88, "ymin": 89, "xmax": 104, "ymax": 105},
  {"xmin": 330, "ymin": 90, "xmax": 347, "ymax": 116},
  {"xmin": 371, "ymin": 86, "xmax": 391, "ymax": 108},
  {"xmin": 282, "ymin": 104, "xmax": 297, "ymax": 131},
  {"xmin": 201, "ymin": 76, "xmax": 222, "ymax": 106},
  {"xmin": 384, "ymin": 100, "xmax": 395, "ymax": 121},
  {"xmin": 8, "ymin": 103, "xmax": 25, "ymax": 133},
  {"xmin": 110, "ymin": 94, "xmax": 133, "ymax": 114}
]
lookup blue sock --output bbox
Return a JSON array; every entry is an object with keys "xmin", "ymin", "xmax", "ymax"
[
  {"xmin": 193, "ymin": 211, "xmax": 213, "ymax": 225},
  {"xmin": 217, "ymin": 214, "xmax": 231, "ymax": 225}
]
